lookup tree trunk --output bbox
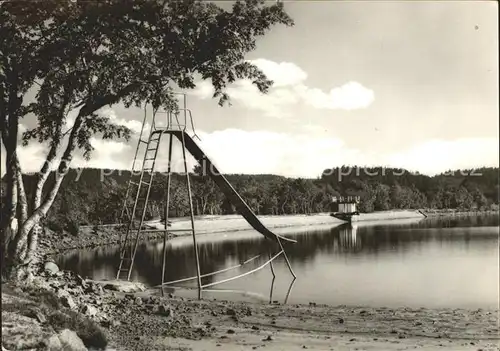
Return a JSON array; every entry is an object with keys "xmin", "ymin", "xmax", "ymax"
[
  {"xmin": 14, "ymin": 170, "xmax": 66, "ymax": 261},
  {"xmin": 12, "ymin": 159, "xmax": 29, "ymax": 261},
  {"xmin": 8, "ymin": 115, "xmax": 80, "ymax": 278},
  {"xmin": 202, "ymin": 198, "xmax": 207, "ymax": 214},
  {"xmin": 1, "ymin": 128, "xmax": 19, "ymax": 277},
  {"xmin": 3, "ymin": 158, "xmax": 18, "ymax": 257}
]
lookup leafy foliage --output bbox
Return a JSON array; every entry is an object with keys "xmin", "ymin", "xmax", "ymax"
[{"xmin": 2, "ymin": 0, "xmax": 293, "ymax": 160}]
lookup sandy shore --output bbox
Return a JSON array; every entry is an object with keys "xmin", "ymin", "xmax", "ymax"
[
  {"xmin": 144, "ymin": 210, "xmax": 424, "ymax": 234},
  {"xmin": 422, "ymin": 209, "xmax": 499, "ymax": 217},
  {"xmin": 45, "ymin": 210, "xmax": 425, "ymax": 255}
]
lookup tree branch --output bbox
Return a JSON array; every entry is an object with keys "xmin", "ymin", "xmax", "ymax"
[
  {"xmin": 15, "ymin": 156, "xmax": 28, "ymax": 224},
  {"xmin": 34, "ymin": 101, "xmax": 68, "ymax": 209}
]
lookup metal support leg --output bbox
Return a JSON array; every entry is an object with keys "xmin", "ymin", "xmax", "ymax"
[
  {"xmin": 161, "ymin": 134, "xmax": 173, "ymax": 296},
  {"xmin": 277, "ymin": 237, "xmax": 296, "ymax": 279},
  {"xmin": 284, "ymin": 277, "xmax": 296, "ymax": 304},
  {"xmin": 181, "ymin": 132, "xmax": 202, "ymax": 299},
  {"xmin": 269, "ymin": 251, "xmax": 276, "ymax": 279},
  {"xmin": 161, "ymin": 233, "xmax": 167, "ymax": 297},
  {"xmin": 268, "ymin": 248, "xmax": 276, "ymax": 304},
  {"xmin": 269, "ymin": 276, "xmax": 276, "ymax": 304}
]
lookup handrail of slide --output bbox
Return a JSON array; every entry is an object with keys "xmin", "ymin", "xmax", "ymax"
[{"xmin": 154, "ymin": 130, "xmax": 296, "ymax": 244}]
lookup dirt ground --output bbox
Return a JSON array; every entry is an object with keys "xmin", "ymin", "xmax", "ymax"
[{"xmin": 106, "ymin": 293, "xmax": 500, "ymax": 351}]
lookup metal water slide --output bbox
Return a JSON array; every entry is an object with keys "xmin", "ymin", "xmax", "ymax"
[
  {"xmin": 166, "ymin": 130, "xmax": 296, "ymax": 244},
  {"xmin": 117, "ymin": 98, "xmax": 296, "ymax": 289}
]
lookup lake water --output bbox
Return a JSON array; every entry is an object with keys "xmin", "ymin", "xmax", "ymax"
[{"xmin": 57, "ymin": 214, "xmax": 499, "ymax": 309}]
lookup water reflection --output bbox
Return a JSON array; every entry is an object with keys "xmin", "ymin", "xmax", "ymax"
[
  {"xmin": 57, "ymin": 214, "xmax": 499, "ymax": 308},
  {"xmin": 338, "ymin": 224, "xmax": 361, "ymax": 251}
]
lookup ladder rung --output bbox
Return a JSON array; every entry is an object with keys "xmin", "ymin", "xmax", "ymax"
[
  {"xmin": 146, "ymin": 148, "xmax": 157, "ymax": 152},
  {"xmin": 139, "ymin": 139, "xmax": 148, "ymax": 144}
]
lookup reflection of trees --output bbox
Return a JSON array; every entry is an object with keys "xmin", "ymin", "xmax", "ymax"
[{"xmin": 57, "ymin": 216, "xmax": 499, "ymax": 287}]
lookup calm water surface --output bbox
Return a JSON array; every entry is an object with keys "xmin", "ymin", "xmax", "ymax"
[{"xmin": 57, "ymin": 215, "xmax": 499, "ymax": 309}]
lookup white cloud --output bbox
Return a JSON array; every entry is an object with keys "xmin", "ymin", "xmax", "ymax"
[
  {"xmin": 191, "ymin": 81, "xmax": 215, "ymax": 100},
  {"xmin": 183, "ymin": 129, "xmax": 369, "ymax": 178},
  {"xmin": 296, "ymin": 82, "xmax": 375, "ymax": 110},
  {"xmin": 249, "ymin": 58, "xmax": 308, "ymax": 87},
  {"xmin": 97, "ymin": 107, "xmax": 147, "ymax": 135},
  {"xmin": 385, "ymin": 138, "xmax": 500, "ymax": 175},
  {"xmin": 191, "ymin": 59, "xmax": 374, "ymax": 117},
  {"xmin": 225, "ymin": 80, "xmax": 300, "ymax": 118},
  {"xmin": 7, "ymin": 137, "xmax": 131, "ymax": 174},
  {"xmin": 16, "ymin": 143, "xmax": 48, "ymax": 173},
  {"xmin": 72, "ymin": 138, "xmax": 131, "ymax": 170}
]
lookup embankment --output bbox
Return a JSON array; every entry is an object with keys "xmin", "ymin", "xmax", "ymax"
[
  {"xmin": 43, "ymin": 210, "xmax": 428, "ymax": 255},
  {"xmin": 147, "ymin": 210, "xmax": 425, "ymax": 233},
  {"xmin": 356, "ymin": 209, "xmax": 424, "ymax": 221},
  {"xmin": 421, "ymin": 208, "xmax": 499, "ymax": 217}
]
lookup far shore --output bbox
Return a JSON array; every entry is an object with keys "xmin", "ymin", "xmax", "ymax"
[
  {"xmin": 138, "ymin": 209, "xmax": 426, "ymax": 234},
  {"xmin": 42, "ymin": 209, "xmax": 500, "ymax": 257},
  {"xmin": 420, "ymin": 208, "xmax": 499, "ymax": 217},
  {"xmin": 44, "ymin": 210, "xmax": 427, "ymax": 256}
]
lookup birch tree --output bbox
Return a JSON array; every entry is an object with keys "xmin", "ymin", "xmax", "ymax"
[{"xmin": 0, "ymin": 0, "xmax": 293, "ymax": 279}]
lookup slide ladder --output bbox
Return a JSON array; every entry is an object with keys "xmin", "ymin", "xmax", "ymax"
[
  {"xmin": 116, "ymin": 131, "xmax": 162, "ymax": 280},
  {"xmin": 118, "ymin": 109, "xmax": 160, "ymax": 225}
]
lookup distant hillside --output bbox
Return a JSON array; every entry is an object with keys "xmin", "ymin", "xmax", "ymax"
[
  {"xmin": 320, "ymin": 166, "xmax": 499, "ymax": 212},
  {"xmin": 1, "ymin": 166, "xmax": 498, "ymax": 232}
]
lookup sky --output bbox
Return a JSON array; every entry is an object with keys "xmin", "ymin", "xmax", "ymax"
[{"xmin": 3, "ymin": 1, "xmax": 499, "ymax": 178}]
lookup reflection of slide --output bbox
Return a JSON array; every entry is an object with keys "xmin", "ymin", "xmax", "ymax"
[{"xmin": 169, "ymin": 131, "xmax": 296, "ymax": 244}]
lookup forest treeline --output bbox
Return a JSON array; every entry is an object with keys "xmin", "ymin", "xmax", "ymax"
[{"xmin": 4, "ymin": 166, "xmax": 498, "ymax": 231}]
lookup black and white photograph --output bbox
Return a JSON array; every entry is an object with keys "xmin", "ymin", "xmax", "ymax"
[{"xmin": 1, "ymin": 1, "xmax": 498, "ymax": 350}]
